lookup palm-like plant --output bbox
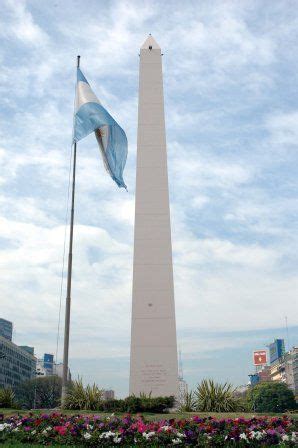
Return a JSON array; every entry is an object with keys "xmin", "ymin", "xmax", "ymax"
[
  {"xmin": 0, "ymin": 388, "xmax": 15, "ymax": 408},
  {"xmin": 179, "ymin": 390, "xmax": 196, "ymax": 412},
  {"xmin": 65, "ymin": 378, "xmax": 103, "ymax": 410},
  {"xmin": 195, "ymin": 379, "xmax": 239, "ymax": 412}
]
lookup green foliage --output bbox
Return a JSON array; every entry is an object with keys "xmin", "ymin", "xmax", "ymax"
[
  {"xmin": 178, "ymin": 390, "xmax": 196, "ymax": 412},
  {"xmin": 0, "ymin": 388, "xmax": 15, "ymax": 408},
  {"xmin": 247, "ymin": 382, "xmax": 297, "ymax": 413},
  {"xmin": 81, "ymin": 395, "xmax": 174, "ymax": 413},
  {"xmin": 138, "ymin": 395, "xmax": 175, "ymax": 413},
  {"xmin": 15, "ymin": 376, "xmax": 62, "ymax": 409},
  {"xmin": 195, "ymin": 379, "xmax": 240, "ymax": 412},
  {"xmin": 65, "ymin": 378, "xmax": 103, "ymax": 410}
]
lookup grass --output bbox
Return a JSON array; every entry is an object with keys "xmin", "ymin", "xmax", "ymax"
[{"xmin": 1, "ymin": 408, "xmax": 298, "ymax": 420}]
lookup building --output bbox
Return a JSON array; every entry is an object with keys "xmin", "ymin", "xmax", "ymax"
[
  {"xmin": 178, "ymin": 378, "xmax": 188, "ymax": 404},
  {"xmin": 287, "ymin": 347, "xmax": 298, "ymax": 397},
  {"xmin": 0, "ymin": 318, "xmax": 13, "ymax": 341},
  {"xmin": 53, "ymin": 363, "xmax": 71, "ymax": 381},
  {"xmin": 248, "ymin": 366, "xmax": 271, "ymax": 386},
  {"xmin": 129, "ymin": 35, "xmax": 179, "ymax": 397},
  {"xmin": 0, "ymin": 335, "xmax": 36, "ymax": 389},
  {"xmin": 36, "ymin": 355, "xmax": 71, "ymax": 381},
  {"xmin": 269, "ymin": 347, "xmax": 298, "ymax": 398},
  {"xmin": 103, "ymin": 390, "xmax": 115, "ymax": 400},
  {"xmin": 258, "ymin": 366, "xmax": 271, "ymax": 382}
]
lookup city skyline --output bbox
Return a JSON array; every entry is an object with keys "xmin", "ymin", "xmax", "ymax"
[{"xmin": 0, "ymin": 0, "xmax": 298, "ymax": 397}]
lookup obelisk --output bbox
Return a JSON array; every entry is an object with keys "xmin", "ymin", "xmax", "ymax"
[{"xmin": 129, "ymin": 35, "xmax": 178, "ymax": 397}]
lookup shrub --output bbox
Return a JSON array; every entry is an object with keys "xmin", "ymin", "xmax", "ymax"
[
  {"xmin": 0, "ymin": 387, "xmax": 15, "ymax": 408},
  {"xmin": 65, "ymin": 378, "xmax": 103, "ymax": 410},
  {"xmin": 139, "ymin": 395, "xmax": 175, "ymax": 413},
  {"xmin": 98, "ymin": 395, "xmax": 174, "ymax": 413},
  {"xmin": 195, "ymin": 379, "xmax": 240, "ymax": 412},
  {"xmin": 247, "ymin": 381, "xmax": 297, "ymax": 413}
]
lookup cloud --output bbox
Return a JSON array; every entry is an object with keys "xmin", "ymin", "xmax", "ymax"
[
  {"xmin": 0, "ymin": 0, "xmax": 298, "ymax": 395},
  {"xmin": 265, "ymin": 110, "xmax": 298, "ymax": 147}
]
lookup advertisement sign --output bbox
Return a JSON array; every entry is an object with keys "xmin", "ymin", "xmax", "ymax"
[
  {"xmin": 253, "ymin": 350, "xmax": 267, "ymax": 366},
  {"xmin": 44, "ymin": 353, "xmax": 54, "ymax": 373},
  {"xmin": 269, "ymin": 339, "xmax": 285, "ymax": 364}
]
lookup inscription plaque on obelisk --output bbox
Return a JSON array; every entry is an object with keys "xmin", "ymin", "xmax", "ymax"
[{"xmin": 129, "ymin": 35, "xmax": 178, "ymax": 397}]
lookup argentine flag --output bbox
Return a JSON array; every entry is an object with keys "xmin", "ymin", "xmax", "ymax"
[{"xmin": 74, "ymin": 68, "xmax": 127, "ymax": 189}]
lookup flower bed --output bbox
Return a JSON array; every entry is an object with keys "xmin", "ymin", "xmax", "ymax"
[{"xmin": 0, "ymin": 413, "xmax": 297, "ymax": 446}]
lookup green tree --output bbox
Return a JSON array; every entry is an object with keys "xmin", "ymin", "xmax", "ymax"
[
  {"xmin": 195, "ymin": 379, "xmax": 240, "ymax": 412},
  {"xmin": 15, "ymin": 376, "xmax": 62, "ymax": 409},
  {"xmin": 248, "ymin": 381, "xmax": 297, "ymax": 413}
]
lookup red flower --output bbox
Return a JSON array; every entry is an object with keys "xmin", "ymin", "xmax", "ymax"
[{"xmin": 54, "ymin": 425, "xmax": 67, "ymax": 436}]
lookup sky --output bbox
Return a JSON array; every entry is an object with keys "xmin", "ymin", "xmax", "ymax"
[{"xmin": 0, "ymin": 0, "xmax": 298, "ymax": 397}]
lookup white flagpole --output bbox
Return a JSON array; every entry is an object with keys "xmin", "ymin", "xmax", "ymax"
[{"xmin": 61, "ymin": 55, "xmax": 80, "ymax": 407}]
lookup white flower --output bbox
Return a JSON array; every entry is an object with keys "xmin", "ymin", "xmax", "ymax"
[
  {"xmin": 31, "ymin": 430, "xmax": 36, "ymax": 435},
  {"xmin": 250, "ymin": 431, "xmax": 264, "ymax": 440},
  {"xmin": 12, "ymin": 427, "xmax": 19, "ymax": 432},
  {"xmin": 113, "ymin": 436, "xmax": 121, "ymax": 443},
  {"xmin": 240, "ymin": 433, "xmax": 247, "ymax": 440},
  {"xmin": 84, "ymin": 432, "xmax": 92, "ymax": 440},
  {"xmin": 291, "ymin": 432, "xmax": 297, "ymax": 442},
  {"xmin": 176, "ymin": 432, "xmax": 186, "ymax": 438},
  {"xmin": 282, "ymin": 434, "xmax": 289, "ymax": 441},
  {"xmin": 172, "ymin": 438, "xmax": 182, "ymax": 445},
  {"xmin": 142, "ymin": 431, "xmax": 155, "ymax": 439},
  {"xmin": 99, "ymin": 431, "xmax": 115, "ymax": 439},
  {"xmin": 161, "ymin": 425, "xmax": 170, "ymax": 431},
  {"xmin": 42, "ymin": 430, "xmax": 48, "ymax": 435},
  {"xmin": 0, "ymin": 423, "xmax": 12, "ymax": 431},
  {"xmin": 46, "ymin": 426, "xmax": 52, "ymax": 431}
]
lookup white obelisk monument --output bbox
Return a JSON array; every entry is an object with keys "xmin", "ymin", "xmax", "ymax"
[{"xmin": 129, "ymin": 36, "xmax": 178, "ymax": 397}]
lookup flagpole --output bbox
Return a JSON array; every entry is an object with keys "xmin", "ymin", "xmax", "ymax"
[{"xmin": 61, "ymin": 55, "xmax": 80, "ymax": 408}]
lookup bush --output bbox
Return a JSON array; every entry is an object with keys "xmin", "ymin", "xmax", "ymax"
[
  {"xmin": 0, "ymin": 387, "xmax": 16, "ymax": 408},
  {"xmin": 65, "ymin": 378, "xmax": 103, "ymax": 410},
  {"xmin": 15, "ymin": 376, "xmax": 62, "ymax": 409},
  {"xmin": 247, "ymin": 382, "xmax": 297, "ymax": 413},
  {"xmin": 195, "ymin": 379, "xmax": 240, "ymax": 412}
]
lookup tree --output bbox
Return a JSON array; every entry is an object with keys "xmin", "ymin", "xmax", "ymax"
[
  {"xmin": 15, "ymin": 376, "xmax": 62, "ymax": 409},
  {"xmin": 247, "ymin": 382, "xmax": 297, "ymax": 413},
  {"xmin": 195, "ymin": 379, "xmax": 240, "ymax": 412}
]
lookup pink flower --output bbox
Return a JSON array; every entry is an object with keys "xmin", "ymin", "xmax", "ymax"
[{"xmin": 54, "ymin": 425, "xmax": 67, "ymax": 436}]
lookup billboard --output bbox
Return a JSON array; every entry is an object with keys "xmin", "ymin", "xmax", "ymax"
[
  {"xmin": 44, "ymin": 353, "xmax": 54, "ymax": 373},
  {"xmin": 253, "ymin": 350, "xmax": 267, "ymax": 366},
  {"xmin": 269, "ymin": 339, "xmax": 285, "ymax": 364}
]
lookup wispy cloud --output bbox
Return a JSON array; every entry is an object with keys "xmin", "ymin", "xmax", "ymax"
[{"xmin": 0, "ymin": 0, "xmax": 297, "ymax": 396}]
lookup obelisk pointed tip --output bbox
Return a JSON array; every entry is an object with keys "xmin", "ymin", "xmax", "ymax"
[{"xmin": 141, "ymin": 34, "xmax": 161, "ymax": 50}]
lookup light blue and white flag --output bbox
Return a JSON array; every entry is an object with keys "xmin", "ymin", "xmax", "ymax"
[{"xmin": 74, "ymin": 68, "xmax": 127, "ymax": 189}]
